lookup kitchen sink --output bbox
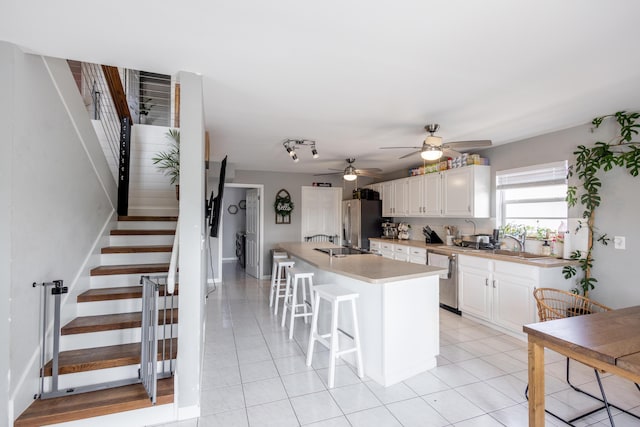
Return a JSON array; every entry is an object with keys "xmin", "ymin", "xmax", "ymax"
[{"xmin": 489, "ymin": 249, "xmax": 549, "ymax": 259}]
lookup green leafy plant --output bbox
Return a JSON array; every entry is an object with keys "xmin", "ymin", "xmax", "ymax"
[
  {"xmin": 563, "ymin": 111, "xmax": 640, "ymax": 296},
  {"xmin": 152, "ymin": 129, "xmax": 180, "ymax": 185}
]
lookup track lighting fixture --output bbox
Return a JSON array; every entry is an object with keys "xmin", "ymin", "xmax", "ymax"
[{"xmin": 282, "ymin": 139, "xmax": 319, "ymax": 162}]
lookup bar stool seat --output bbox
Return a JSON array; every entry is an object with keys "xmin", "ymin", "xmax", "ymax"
[
  {"xmin": 271, "ymin": 259, "xmax": 295, "ymax": 315},
  {"xmin": 305, "ymin": 284, "xmax": 363, "ymax": 388},
  {"xmin": 281, "ymin": 268, "xmax": 314, "ymax": 339}
]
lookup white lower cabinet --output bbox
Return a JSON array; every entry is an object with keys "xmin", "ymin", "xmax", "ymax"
[
  {"xmin": 370, "ymin": 240, "xmax": 426, "ymax": 264},
  {"xmin": 458, "ymin": 255, "xmax": 570, "ymax": 336}
]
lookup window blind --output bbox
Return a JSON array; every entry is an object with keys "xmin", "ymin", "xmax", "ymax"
[{"xmin": 496, "ymin": 160, "xmax": 568, "ymax": 190}]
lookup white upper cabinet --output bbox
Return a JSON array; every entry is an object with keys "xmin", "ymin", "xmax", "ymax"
[
  {"xmin": 423, "ymin": 173, "xmax": 442, "ymax": 216},
  {"xmin": 442, "ymin": 166, "xmax": 490, "ymax": 217},
  {"xmin": 383, "ymin": 165, "xmax": 489, "ymax": 218},
  {"xmin": 407, "ymin": 175, "xmax": 424, "ymax": 216},
  {"xmin": 393, "ymin": 178, "xmax": 408, "ymax": 217},
  {"xmin": 381, "ymin": 181, "xmax": 394, "ymax": 216}
]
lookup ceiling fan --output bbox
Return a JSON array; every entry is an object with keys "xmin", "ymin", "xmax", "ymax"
[
  {"xmin": 315, "ymin": 158, "xmax": 383, "ymax": 181},
  {"xmin": 380, "ymin": 124, "xmax": 492, "ymax": 161}
]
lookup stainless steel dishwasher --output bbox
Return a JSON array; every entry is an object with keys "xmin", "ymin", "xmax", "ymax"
[{"xmin": 427, "ymin": 250, "xmax": 460, "ymax": 315}]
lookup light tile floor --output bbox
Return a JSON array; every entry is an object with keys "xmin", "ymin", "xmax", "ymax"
[{"xmin": 156, "ymin": 262, "xmax": 640, "ymax": 426}]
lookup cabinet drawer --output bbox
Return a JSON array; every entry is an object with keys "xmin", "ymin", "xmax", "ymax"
[
  {"xmin": 409, "ymin": 247, "xmax": 426, "ymax": 257},
  {"xmin": 394, "ymin": 245, "xmax": 409, "ymax": 254},
  {"xmin": 458, "ymin": 254, "xmax": 492, "ymax": 270},
  {"xmin": 370, "ymin": 241, "xmax": 381, "ymax": 250},
  {"xmin": 380, "ymin": 242, "xmax": 394, "ymax": 251}
]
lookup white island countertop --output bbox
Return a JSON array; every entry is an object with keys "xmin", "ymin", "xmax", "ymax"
[
  {"xmin": 277, "ymin": 242, "xmax": 446, "ymax": 284},
  {"xmin": 276, "ymin": 241, "xmax": 445, "ymax": 387}
]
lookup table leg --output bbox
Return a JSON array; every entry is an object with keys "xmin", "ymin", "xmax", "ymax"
[{"xmin": 528, "ymin": 337, "xmax": 545, "ymax": 427}]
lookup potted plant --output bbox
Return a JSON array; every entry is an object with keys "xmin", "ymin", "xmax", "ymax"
[{"xmin": 152, "ymin": 129, "xmax": 180, "ymax": 199}]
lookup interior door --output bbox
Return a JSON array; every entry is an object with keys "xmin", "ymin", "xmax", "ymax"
[{"xmin": 245, "ymin": 189, "xmax": 260, "ymax": 278}]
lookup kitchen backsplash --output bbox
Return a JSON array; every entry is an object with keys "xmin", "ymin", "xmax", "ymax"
[{"xmin": 395, "ymin": 217, "xmax": 497, "ymax": 240}]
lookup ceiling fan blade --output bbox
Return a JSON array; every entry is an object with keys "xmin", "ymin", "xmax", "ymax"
[
  {"xmin": 356, "ymin": 167, "xmax": 382, "ymax": 172},
  {"xmin": 379, "ymin": 146, "xmax": 422, "ymax": 150},
  {"xmin": 444, "ymin": 140, "xmax": 492, "ymax": 149},
  {"xmin": 399, "ymin": 150, "xmax": 421, "ymax": 159},
  {"xmin": 356, "ymin": 170, "xmax": 383, "ymax": 178},
  {"xmin": 313, "ymin": 171, "xmax": 340, "ymax": 176},
  {"xmin": 443, "ymin": 147, "xmax": 462, "ymax": 158}
]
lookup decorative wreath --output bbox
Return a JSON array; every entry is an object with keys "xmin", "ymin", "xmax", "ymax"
[{"xmin": 274, "ymin": 196, "xmax": 294, "ymax": 216}]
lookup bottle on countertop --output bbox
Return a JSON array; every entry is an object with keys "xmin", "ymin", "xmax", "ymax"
[{"xmin": 542, "ymin": 240, "xmax": 551, "ymax": 256}]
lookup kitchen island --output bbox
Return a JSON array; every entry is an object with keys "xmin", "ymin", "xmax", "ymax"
[{"xmin": 277, "ymin": 242, "xmax": 446, "ymax": 387}]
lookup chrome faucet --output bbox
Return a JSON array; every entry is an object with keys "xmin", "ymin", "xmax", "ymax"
[
  {"xmin": 464, "ymin": 219, "xmax": 477, "ymax": 236},
  {"xmin": 503, "ymin": 232, "xmax": 526, "ymax": 253}
]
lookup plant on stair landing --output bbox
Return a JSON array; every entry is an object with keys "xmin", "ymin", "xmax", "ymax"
[
  {"xmin": 563, "ymin": 111, "xmax": 640, "ymax": 296},
  {"xmin": 152, "ymin": 129, "xmax": 180, "ymax": 199}
]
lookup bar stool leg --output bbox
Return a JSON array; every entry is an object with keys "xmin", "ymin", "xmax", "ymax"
[
  {"xmin": 351, "ymin": 298, "xmax": 364, "ymax": 379},
  {"xmin": 306, "ymin": 294, "xmax": 320, "ymax": 367},
  {"xmin": 269, "ymin": 262, "xmax": 278, "ymax": 307},
  {"xmin": 328, "ymin": 300, "xmax": 340, "ymax": 389},
  {"xmin": 273, "ymin": 267, "xmax": 289, "ymax": 316},
  {"xmin": 287, "ymin": 278, "xmax": 300, "ymax": 339},
  {"xmin": 284, "ymin": 274, "xmax": 297, "ymax": 329},
  {"xmin": 305, "ymin": 276, "xmax": 314, "ymax": 324}
]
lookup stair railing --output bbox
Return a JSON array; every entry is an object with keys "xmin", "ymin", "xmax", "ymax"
[
  {"xmin": 34, "ymin": 280, "xmax": 142, "ymax": 399},
  {"xmin": 140, "ymin": 274, "xmax": 177, "ymax": 404}
]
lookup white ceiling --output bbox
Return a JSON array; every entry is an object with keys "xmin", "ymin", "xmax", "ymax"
[{"xmin": 3, "ymin": 0, "xmax": 640, "ymax": 176}]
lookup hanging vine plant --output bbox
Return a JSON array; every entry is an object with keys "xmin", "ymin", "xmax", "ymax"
[{"xmin": 563, "ymin": 111, "xmax": 640, "ymax": 296}]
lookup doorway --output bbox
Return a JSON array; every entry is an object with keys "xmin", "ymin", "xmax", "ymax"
[{"xmin": 215, "ymin": 183, "xmax": 264, "ymax": 282}]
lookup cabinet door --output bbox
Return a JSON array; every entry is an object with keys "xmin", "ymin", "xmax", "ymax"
[
  {"xmin": 423, "ymin": 173, "xmax": 442, "ymax": 216},
  {"xmin": 492, "ymin": 267, "xmax": 536, "ymax": 333},
  {"xmin": 381, "ymin": 181, "xmax": 394, "ymax": 216},
  {"xmin": 458, "ymin": 264, "xmax": 492, "ymax": 321},
  {"xmin": 443, "ymin": 167, "xmax": 472, "ymax": 217},
  {"xmin": 407, "ymin": 176, "xmax": 424, "ymax": 216},
  {"xmin": 393, "ymin": 179, "xmax": 408, "ymax": 216}
]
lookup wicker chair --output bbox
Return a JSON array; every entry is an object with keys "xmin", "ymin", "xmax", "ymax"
[{"xmin": 529, "ymin": 288, "xmax": 640, "ymax": 426}]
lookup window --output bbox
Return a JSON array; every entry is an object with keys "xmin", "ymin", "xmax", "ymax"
[{"xmin": 496, "ymin": 161, "xmax": 568, "ymax": 231}]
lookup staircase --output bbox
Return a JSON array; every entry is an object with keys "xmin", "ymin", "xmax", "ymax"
[{"xmin": 16, "ymin": 216, "xmax": 179, "ymax": 427}]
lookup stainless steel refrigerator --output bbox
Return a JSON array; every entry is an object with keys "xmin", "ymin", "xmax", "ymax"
[{"xmin": 342, "ymin": 199, "xmax": 382, "ymax": 251}]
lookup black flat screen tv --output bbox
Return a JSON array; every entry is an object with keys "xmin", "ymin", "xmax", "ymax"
[{"xmin": 209, "ymin": 155, "xmax": 227, "ymax": 237}]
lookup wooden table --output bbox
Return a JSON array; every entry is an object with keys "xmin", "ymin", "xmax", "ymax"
[{"xmin": 524, "ymin": 306, "xmax": 640, "ymax": 426}]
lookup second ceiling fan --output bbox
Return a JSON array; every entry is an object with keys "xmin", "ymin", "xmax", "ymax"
[
  {"xmin": 315, "ymin": 158, "xmax": 382, "ymax": 181},
  {"xmin": 380, "ymin": 124, "xmax": 491, "ymax": 161}
]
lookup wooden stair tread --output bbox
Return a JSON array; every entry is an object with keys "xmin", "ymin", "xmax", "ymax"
[
  {"xmin": 78, "ymin": 284, "xmax": 179, "ymax": 302},
  {"xmin": 118, "ymin": 215, "xmax": 178, "ymax": 222},
  {"xmin": 101, "ymin": 245, "xmax": 173, "ymax": 254},
  {"xmin": 62, "ymin": 310, "xmax": 179, "ymax": 335},
  {"xmin": 43, "ymin": 338, "xmax": 178, "ymax": 376},
  {"xmin": 90, "ymin": 263, "xmax": 170, "ymax": 276},
  {"xmin": 14, "ymin": 378, "xmax": 174, "ymax": 427},
  {"xmin": 110, "ymin": 229, "xmax": 175, "ymax": 235}
]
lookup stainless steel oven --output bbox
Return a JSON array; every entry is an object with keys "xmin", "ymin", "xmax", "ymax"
[{"xmin": 427, "ymin": 250, "xmax": 460, "ymax": 314}]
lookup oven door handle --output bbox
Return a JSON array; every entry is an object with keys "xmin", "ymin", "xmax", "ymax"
[{"xmin": 447, "ymin": 256, "xmax": 454, "ymax": 279}]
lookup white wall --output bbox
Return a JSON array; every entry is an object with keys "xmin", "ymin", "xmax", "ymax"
[
  {"xmin": 129, "ymin": 124, "xmax": 180, "ymax": 216},
  {"xmin": 3, "ymin": 43, "xmax": 117, "ymax": 424},
  {"xmin": 222, "ymin": 187, "xmax": 247, "ymax": 259},
  {"xmin": 176, "ymin": 71, "xmax": 205, "ymax": 419},
  {"xmin": 0, "ymin": 42, "xmax": 14, "ymax": 427}
]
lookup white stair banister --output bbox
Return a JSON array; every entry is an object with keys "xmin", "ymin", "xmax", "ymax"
[{"xmin": 167, "ymin": 217, "xmax": 179, "ymax": 294}]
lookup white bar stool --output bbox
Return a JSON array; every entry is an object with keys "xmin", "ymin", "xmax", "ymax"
[
  {"xmin": 305, "ymin": 284, "xmax": 363, "ymax": 388},
  {"xmin": 281, "ymin": 268, "xmax": 315, "ymax": 339},
  {"xmin": 269, "ymin": 251, "xmax": 289, "ymax": 308},
  {"xmin": 271, "ymin": 259, "xmax": 295, "ymax": 315}
]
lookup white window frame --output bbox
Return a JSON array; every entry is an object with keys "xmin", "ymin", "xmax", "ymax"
[{"xmin": 496, "ymin": 161, "xmax": 568, "ymax": 228}]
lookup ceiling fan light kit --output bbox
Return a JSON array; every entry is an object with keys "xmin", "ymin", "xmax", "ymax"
[
  {"xmin": 282, "ymin": 139, "xmax": 319, "ymax": 162},
  {"xmin": 420, "ymin": 145, "xmax": 443, "ymax": 161}
]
